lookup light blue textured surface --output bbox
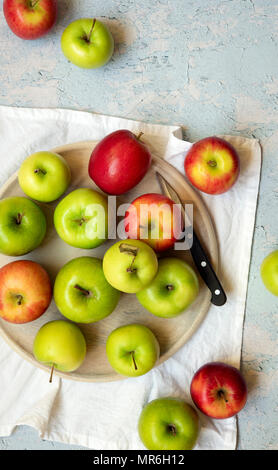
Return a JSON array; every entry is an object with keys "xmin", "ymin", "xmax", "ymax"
[{"xmin": 0, "ymin": 0, "xmax": 277, "ymax": 450}]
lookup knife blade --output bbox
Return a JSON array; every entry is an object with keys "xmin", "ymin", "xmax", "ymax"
[{"xmin": 156, "ymin": 172, "xmax": 227, "ymax": 306}]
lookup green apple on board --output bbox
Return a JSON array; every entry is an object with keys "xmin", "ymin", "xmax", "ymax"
[
  {"xmin": 106, "ymin": 324, "xmax": 160, "ymax": 377},
  {"xmin": 54, "ymin": 256, "xmax": 120, "ymax": 323},
  {"xmin": 138, "ymin": 397, "xmax": 199, "ymax": 450},
  {"xmin": 103, "ymin": 239, "xmax": 158, "ymax": 294},
  {"xmin": 0, "ymin": 196, "xmax": 46, "ymax": 256},
  {"xmin": 261, "ymin": 250, "xmax": 278, "ymax": 296},
  {"xmin": 61, "ymin": 18, "xmax": 114, "ymax": 69},
  {"xmin": 33, "ymin": 320, "xmax": 86, "ymax": 381},
  {"xmin": 18, "ymin": 151, "xmax": 71, "ymax": 202},
  {"xmin": 137, "ymin": 257, "xmax": 199, "ymax": 318},
  {"xmin": 54, "ymin": 188, "xmax": 108, "ymax": 249}
]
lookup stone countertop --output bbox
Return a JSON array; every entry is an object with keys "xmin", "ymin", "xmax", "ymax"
[{"xmin": 0, "ymin": 0, "xmax": 277, "ymax": 450}]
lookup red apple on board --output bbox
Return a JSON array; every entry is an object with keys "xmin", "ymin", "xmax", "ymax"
[
  {"xmin": 88, "ymin": 130, "xmax": 152, "ymax": 195},
  {"xmin": 3, "ymin": 0, "xmax": 57, "ymax": 40},
  {"xmin": 190, "ymin": 362, "xmax": 247, "ymax": 419},
  {"xmin": 0, "ymin": 260, "xmax": 52, "ymax": 324},
  {"xmin": 124, "ymin": 193, "xmax": 183, "ymax": 252},
  {"xmin": 184, "ymin": 137, "xmax": 240, "ymax": 195}
]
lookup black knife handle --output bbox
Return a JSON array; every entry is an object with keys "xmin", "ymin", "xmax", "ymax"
[{"xmin": 190, "ymin": 230, "xmax": 227, "ymax": 306}]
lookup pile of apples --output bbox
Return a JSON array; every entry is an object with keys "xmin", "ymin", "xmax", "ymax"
[{"xmin": 0, "ymin": 127, "xmax": 247, "ymax": 450}]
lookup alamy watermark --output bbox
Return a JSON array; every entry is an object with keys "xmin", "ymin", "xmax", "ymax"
[{"xmin": 77, "ymin": 196, "xmax": 193, "ymax": 250}]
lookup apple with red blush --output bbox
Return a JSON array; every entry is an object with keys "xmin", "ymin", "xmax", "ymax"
[
  {"xmin": 3, "ymin": 0, "xmax": 57, "ymax": 40},
  {"xmin": 190, "ymin": 362, "xmax": 247, "ymax": 419},
  {"xmin": 0, "ymin": 260, "xmax": 52, "ymax": 324},
  {"xmin": 124, "ymin": 193, "xmax": 183, "ymax": 252},
  {"xmin": 185, "ymin": 137, "xmax": 240, "ymax": 195},
  {"xmin": 88, "ymin": 130, "xmax": 151, "ymax": 195}
]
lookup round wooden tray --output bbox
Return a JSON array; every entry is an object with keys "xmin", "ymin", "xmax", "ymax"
[{"xmin": 0, "ymin": 141, "xmax": 218, "ymax": 382}]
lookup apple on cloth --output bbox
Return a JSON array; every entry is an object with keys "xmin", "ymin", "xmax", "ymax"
[
  {"xmin": 3, "ymin": 0, "xmax": 57, "ymax": 40},
  {"xmin": 138, "ymin": 397, "xmax": 199, "ymax": 450},
  {"xmin": 0, "ymin": 107, "xmax": 261, "ymax": 450}
]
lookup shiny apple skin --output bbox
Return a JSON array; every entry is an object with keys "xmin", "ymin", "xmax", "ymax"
[
  {"xmin": 88, "ymin": 130, "xmax": 152, "ymax": 195},
  {"xmin": 3, "ymin": 0, "xmax": 57, "ymax": 40},
  {"xmin": 185, "ymin": 137, "xmax": 240, "ymax": 195},
  {"xmin": 124, "ymin": 193, "xmax": 183, "ymax": 252},
  {"xmin": 190, "ymin": 362, "xmax": 247, "ymax": 419},
  {"xmin": 0, "ymin": 260, "xmax": 52, "ymax": 324}
]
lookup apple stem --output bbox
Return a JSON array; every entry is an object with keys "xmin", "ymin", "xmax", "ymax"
[
  {"xmin": 74, "ymin": 284, "xmax": 91, "ymax": 297},
  {"xmin": 87, "ymin": 18, "xmax": 96, "ymax": 43},
  {"xmin": 30, "ymin": 0, "xmax": 40, "ymax": 8},
  {"xmin": 49, "ymin": 364, "xmax": 54, "ymax": 383},
  {"xmin": 207, "ymin": 160, "xmax": 217, "ymax": 167},
  {"xmin": 136, "ymin": 132, "xmax": 144, "ymax": 141},
  {"xmin": 131, "ymin": 351, "xmax": 138, "ymax": 370},
  {"xmin": 218, "ymin": 389, "xmax": 228, "ymax": 403},
  {"xmin": 168, "ymin": 424, "xmax": 176, "ymax": 436},
  {"xmin": 16, "ymin": 213, "xmax": 23, "ymax": 225},
  {"xmin": 34, "ymin": 168, "xmax": 46, "ymax": 175},
  {"xmin": 119, "ymin": 243, "xmax": 138, "ymax": 273},
  {"xmin": 166, "ymin": 284, "xmax": 174, "ymax": 291},
  {"xmin": 16, "ymin": 294, "xmax": 23, "ymax": 305}
]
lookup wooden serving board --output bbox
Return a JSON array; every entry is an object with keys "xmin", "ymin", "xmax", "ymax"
[{"xmin": 0, "ymin": 141, "xmax": 218, "ymax": 382}]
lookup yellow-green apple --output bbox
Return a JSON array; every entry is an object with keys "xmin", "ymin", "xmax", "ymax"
[
  {"xmin": 0, "ymin": 196, "xmax": 46, "ymax": 256},
  {"xmin": 103, "ymin": 239, "xmax": 158, "ymax": 294},
  {"xmin": 33, "ymin": 320, "xmax": 86, "ymax": 379},
  {"xmin": 261, "ymin": 250, "xmax": 278, "ymax": 296},
  {"xmin": 18, "ymin": 151, "xmax": 71, "ymax": 202},
  {"xmin": 0, "ymin": 260, "xmax": 52, "ymax": 324},
  {"xmin": 61, "ymin": 18, "xmax": 114, "ymax": 69},
  {"xmin": 185, "ymin": 137, "xmax": 240, "ymax": 195},
  {"xmin": 54, "ymin": 188, "xmax": 108, "ymax": 249},
  {"xmin": 137, "ymin": 257, "xmax": 199, "ymax": 318},
  {"xmin": 124, "ymin": 193, "xmax": 183, "ymax": 252},
  {"xmin": 138, "ymin": 397, "xmax": 199, "ymax": 450},
  {"xmin": 3, "ymin": 0, "xmax": 57, "ymax": 40},
  {"xmin": 54, "ymin": 256, "xmax": 120, "ymax": 323},
  {"xmin": 88, "ymin": 130, "xmax": 151, "ymax": 195},
  {"xmin": 190, "ymin": 362, "xmax": 247, "ymax": 419},
  {"xmin": 106, "ymin": 323, "xmax": 160, "ymax": 377}
]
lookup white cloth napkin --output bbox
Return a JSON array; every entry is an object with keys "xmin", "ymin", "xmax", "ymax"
[{"xmin": 0, "ymin": 106, "xmax": 261, "ymax": 450}]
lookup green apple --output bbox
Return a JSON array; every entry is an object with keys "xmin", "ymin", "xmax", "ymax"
[
  {"xmin": 261, "ymin": 250, "xmax": 278, "ymax": 295},
  {"xmin": 106, "ymin": 323, "xmax": 160, "ymax": 377},
  {"xmin": 0, "ymin": 197, "xmax": 47, "ymax": 256},
  {"xmin": 61, "ymin": 18, "xmax": 114, "ymax": 69},
  {"xmin": 33, "ymin": 320, "xmax": 86, "ymax": 379},
  {"xmin": 54, "ymin": 256, "xmax": 120, "ymax": 323},
  {"xmin": 137, "ymin": 257, "xmax": 199, "ymax": 318},
  {"xmin": 138, "ymin": 397, "xmax": 199, "ymax": 450},
  {"xmin": 103, "ymin": 240, "xmax": 158, "ymax": 294},
  {"xmin": 54, "ymin": 188, "xmax": 108, "ymax": 249},
  {"xmin": 18, "ymin": 151, "xmax": 71, "ymax": 202}
]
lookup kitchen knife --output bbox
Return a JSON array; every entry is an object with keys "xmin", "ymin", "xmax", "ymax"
[{"xmin": 156, "ymin": 172, "xmax": 227, "ymax": 306}]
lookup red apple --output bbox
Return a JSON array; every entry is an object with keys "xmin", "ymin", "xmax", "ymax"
[
  {"xmin": 184, "ymin": 137, "xmax": 240, "ymax": 195},
  {"xmin": 0, "ymin": 260, "xmax": 52, "ymax": 324},
  {"xmin": 124, "ymin": 193, "xmax": 183, "ymax": 252},
  {"xmin": 3, "ymin": 0, "xmax": 57, "ymax": 40},
  {"xmin": 190, "ymin": 362, "xmax": 247, "ymax": 419},
  {"xmin": 88, "ymin": 130, "xmax": 151, "ymax": 195}
]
